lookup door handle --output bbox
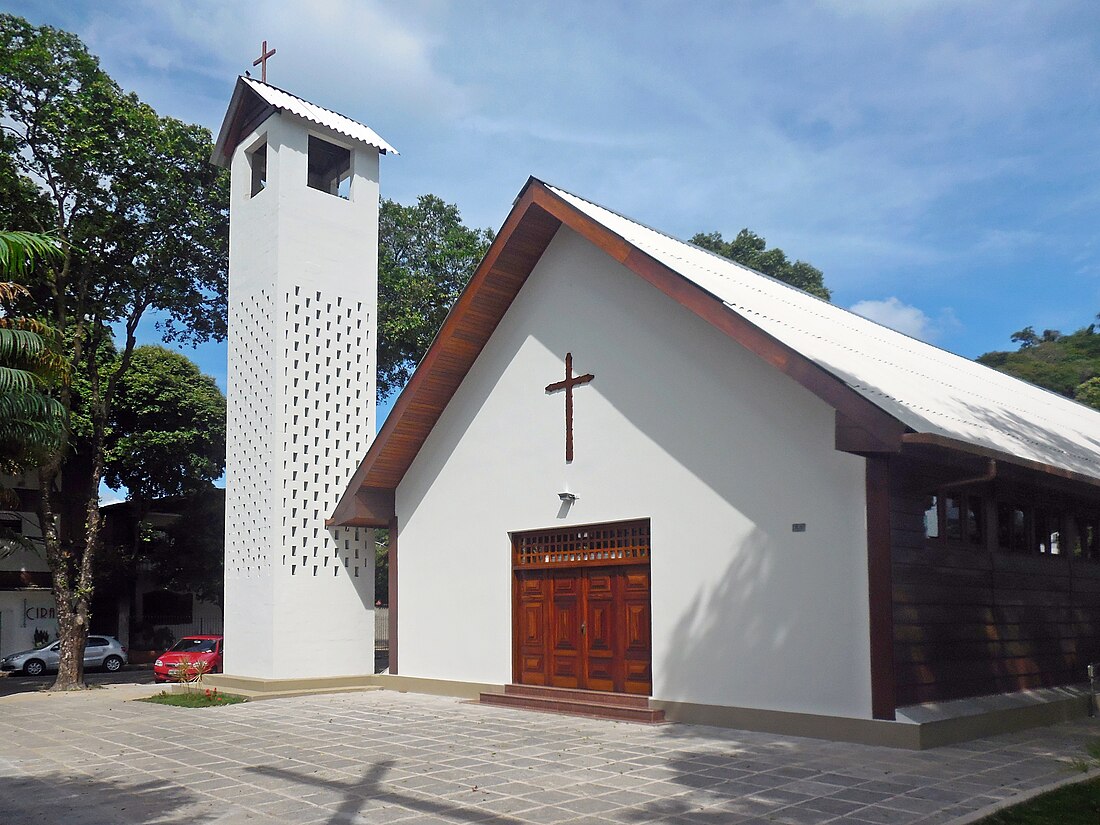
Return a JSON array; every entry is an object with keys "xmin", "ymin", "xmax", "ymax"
[{"xmin": 581, "ymin": 622, "xmax": 586, "ymax": 635}]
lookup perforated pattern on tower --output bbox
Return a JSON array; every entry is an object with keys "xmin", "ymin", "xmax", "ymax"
[
  {"xmin": 281, "ymin": 286, "xmax": 372, "ymax": 577},
  {"xmin": 226, "ymin": 289, "xmax": 275, "ymax": 576}
]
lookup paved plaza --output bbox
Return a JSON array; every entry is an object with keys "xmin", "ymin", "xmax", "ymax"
[{"xmin": 0, "ymin": 684, "xmax": 1098, "ymax": 825}]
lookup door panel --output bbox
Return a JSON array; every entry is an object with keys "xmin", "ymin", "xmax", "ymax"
[
  {"xmin": 513, "ymin": 563, "xmax": 652, "ymax": 695},
  {"xmin": 514, "ymin": 571, "xmax": 549, "ymax": 686},
  {"xmin": 584, "ymin": 571, "xmax": 616, "ymax": 692},
  {"xmin": 549, "ymin": 571, "xmax": 582, "ymax": 688},
  {"xmin": 622, "ymin": 568, "xmax": 652, "ymax": 695}
]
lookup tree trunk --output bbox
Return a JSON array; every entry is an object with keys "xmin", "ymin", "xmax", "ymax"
[
  {"xmin": 52, "ymin": 589, "xmax": 89, "ymax": 690},
  {"xmin": 37, "ymin": 465, "xmax": 86, "ymax": 690},
  {"xmin": 38, "ymin": 449, "xmax": 101, "ymax": 691}
]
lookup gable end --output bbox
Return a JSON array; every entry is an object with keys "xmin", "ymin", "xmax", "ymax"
[{"xmin": 331, "ymin": 179, "xmax": 907, "ymax": 526}]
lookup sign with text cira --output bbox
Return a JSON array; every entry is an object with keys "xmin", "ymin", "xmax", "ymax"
[{"xmin": 22, "ymin": 598, "xmax": 58, "ymax": 628}]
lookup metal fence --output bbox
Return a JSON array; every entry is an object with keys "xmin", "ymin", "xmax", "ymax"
[
  {"xmin": 375, "ymin": 607, "xmax": 389, "ymax": 650},
  {"xmin": 138, "ymin": 613, "xmax": 384, "ymax": 649},
  {"xmin": 141, "ymin": 615, "xmax": 224, "ymax": 637}
]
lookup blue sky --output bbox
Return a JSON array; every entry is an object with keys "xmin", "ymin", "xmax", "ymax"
[{"xmin": 9, "ymin": 1, "xmax": 1100, "ymax": 415}]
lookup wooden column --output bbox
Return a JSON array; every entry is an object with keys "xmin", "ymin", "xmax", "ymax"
[
  {"xmin": 388, "ymin": 516, "xmax": 398, "ymax": 675},
  {"xmin": 866, "ymin": 455, "xmax": 896, "ymax": 720}
]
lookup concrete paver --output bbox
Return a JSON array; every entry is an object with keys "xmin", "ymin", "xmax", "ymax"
[{"xmin": 0, "ymin": 684, "xmax": 1097, "ymax": 824}]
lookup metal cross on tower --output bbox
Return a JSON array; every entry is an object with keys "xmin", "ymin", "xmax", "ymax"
[
  {"xmin": 253, "ymin": 40, "xmax": 276, "ymax": 83},
  {"xmin": 545, "ymin": 352, "xmax": 595, "ymax": 463}
]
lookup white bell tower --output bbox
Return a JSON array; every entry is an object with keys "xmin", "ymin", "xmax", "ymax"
[{"xmin": 212, "ymin": 77, "xmax": 396, "ymax": 680}]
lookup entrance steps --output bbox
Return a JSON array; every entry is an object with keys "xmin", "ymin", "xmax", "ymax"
[{"xmin": 479, "ymin": 683, "xmax": 666, "ymax": 724}]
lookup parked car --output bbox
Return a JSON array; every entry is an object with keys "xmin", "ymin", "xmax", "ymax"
[
  {"xmin": 0, "ymin": 636, "xmax": 128, "ymax": 676},
  {"xmin": 153, "ymin": 635, "xmax": 224, "ymax": 683}
]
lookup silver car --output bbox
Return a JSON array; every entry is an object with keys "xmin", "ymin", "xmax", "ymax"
[{"xmin": 1, "ymin": 636, "xmax": 128, "ymax": 676}]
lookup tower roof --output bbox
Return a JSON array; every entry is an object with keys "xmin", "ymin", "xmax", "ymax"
[{"xmin": 211, "ymin": 76, "xmax": 397, "ymax": 168}]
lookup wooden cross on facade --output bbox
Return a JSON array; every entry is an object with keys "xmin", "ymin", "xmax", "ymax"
[
  {"xmin": 253, "ymin": 40, "xmax": 276, "ymax": 83},
  {"xmin": 545, "ymin": 352, "xmax": 594, "ymax": 463}
]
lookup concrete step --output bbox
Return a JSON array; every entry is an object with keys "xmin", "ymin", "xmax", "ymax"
[
  {"xmin": 480, "ymin": 684, "xmax": 665, "ymax": 724},
  {"xmin": 504, "ymin": 682, "xmax": 652, "ymax": 708}
]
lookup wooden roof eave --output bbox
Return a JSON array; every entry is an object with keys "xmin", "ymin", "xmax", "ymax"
[
  {"xmin": 211, "ymin": 78, "xmax": 277, "ymax": 168},
  {"xmin": 901, "ymin": 432, "xmax": 1100, "ymax": 494},
  {"xmin": 330, "ymin": 180, "xmax": 562, "ymax": 526},
  {"xmin": 330, "ymin": 179, "xmax": 910, "ymax": 526}
]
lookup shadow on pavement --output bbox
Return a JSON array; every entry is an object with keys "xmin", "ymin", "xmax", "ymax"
[
  {"xmin": 0, "ymin": 771, "xmax": 213, "ymax": 825},
  {"xmin": 0, "ymin": 668, "xmax": 155, "ymax": 697},
  {"xmin": 250, "ymin": 762, "xmax": 528, "ymax": 825}
]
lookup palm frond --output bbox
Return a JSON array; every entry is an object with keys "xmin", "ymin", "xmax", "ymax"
[
  {"xmin": 0, "ymin": 391, "xmax": 64, "ymax": 421},
  {"xmin": 0, "ymin": 316, "xmax": 61, "ymax": 338},
  {"xmin": 0, "ymin": 366, "xmax": 38, "ymax": 394},
  {"xmin": 0, "ymin": 314, "xmax": 69, "ymax": 383},
  {"xmin": 0, "ymin": 231, "xmax": 62, "ymax": 278},
  {"xmin": 0, "ymin": 328, "xmax": 46, "ymax": 361},
  {"xmin": 0, "ymin": 417, "xmax": 66, "ymax": 459},
  {"xmin": 0, "ymin": 282, "xmax": 30, "ymax": 304}
]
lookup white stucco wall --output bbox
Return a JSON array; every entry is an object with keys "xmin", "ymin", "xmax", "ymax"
[
  {"xmin": 395, "ymin": 227, "xmax": 873, "ymax": 719},
  {"xmin": 0, "ymin": 487, "xmax": 54, "ymax": 657},
  {"xmin": 0, "ymin": 591, "xmax": 57, "ymax": 658},
  {"xmin": 223, "ymin": 110, "xmax": 376, "ymax": 680}
]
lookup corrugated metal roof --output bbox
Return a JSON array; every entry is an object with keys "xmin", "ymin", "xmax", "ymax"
[
  {"xmin": 241, "ymin": 77, "xmax": 398, "ymax": 155},
  {"xmin": 212, "ymin": 77, "xmax": 397, "ymax": 166},
  {"xmin": 548, "ymin": 184, "xmax": 1100, "ymax": 482}
]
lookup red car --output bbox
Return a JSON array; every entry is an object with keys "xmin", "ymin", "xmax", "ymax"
[{"xmin": 153, "ymin": 635, "xmax": 224, "ymax": 683}]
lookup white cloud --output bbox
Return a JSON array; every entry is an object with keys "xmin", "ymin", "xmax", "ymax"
[
  {"xmin": 850, "ymin": 297, "xmax": 961, "ymax": 342},
  {"xmin": 78, "ymin": 0, "xmax": 474, "ymax": 127}
]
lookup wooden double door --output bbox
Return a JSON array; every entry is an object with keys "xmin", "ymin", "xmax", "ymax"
[{"xmin": 513, "ymin": 564, "xmax": 652, "ymax": 695}]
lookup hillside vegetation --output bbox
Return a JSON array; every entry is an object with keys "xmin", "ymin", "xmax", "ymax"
[{"xmin": 977, "ymin": 320, "xmax": 1100, "ymax": 411}]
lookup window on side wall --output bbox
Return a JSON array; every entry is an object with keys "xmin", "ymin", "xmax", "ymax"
[
  {"xmin": 924, "ymin": 492, "xmax": 984, "ymax": 548},
  {"xmin": 923, "ymin": 495, "xmax": 939, "ymax": 539},
  {"xmin": 249, "ymin": 141, "xmax": 268, "ymax": 197},
  {"xmin": 1075, "ymin": 516, "xmax": 1100, "ymax": 560},
  {"xmin": 307, "ymin": 135, "xmax": 351, "ymax": 198},
  {"xmin": 1034, "ymin": 509, "xmax": 1062, "ymax": 554},
  {"xmin": 996, "ymin": 503, "xmax": 1030, "ymax": 553}
]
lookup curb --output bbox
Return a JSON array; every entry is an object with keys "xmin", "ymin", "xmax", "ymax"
[{"xmin": 944, "ymin": 765, "xmax": 1098, "ymax": 824}]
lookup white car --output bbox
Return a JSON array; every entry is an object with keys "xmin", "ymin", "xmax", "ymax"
[{"xmin": 0, "ymin": 636, "xmax": 128, "ymax": 676}]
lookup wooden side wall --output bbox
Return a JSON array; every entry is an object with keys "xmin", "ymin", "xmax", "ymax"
[{"xmin": 891, "ymin": 490, "xmax": 1100, "ymax": 706}]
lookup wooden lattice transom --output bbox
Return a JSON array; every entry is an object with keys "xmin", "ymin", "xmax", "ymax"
[{"xmin": 513, "ymin": 520, "xmax": 650, "ymax": 569}]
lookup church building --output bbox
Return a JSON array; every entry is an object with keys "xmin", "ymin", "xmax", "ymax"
[
  {"xmin": 212, "ymin": 77, "xmax": 1100, "ymax": 747},
  {"xmin": 332, "ymin": 180, "xmax": 1100, "ymax": 746}
]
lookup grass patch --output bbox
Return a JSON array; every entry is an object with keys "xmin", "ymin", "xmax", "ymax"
[
  {"xmin": 138, "ymin": 689, "xmax": 246, "ymax": 708},
  {"xmin": 1086, "ymin": 738, "xmax": 1100, "ymax": 763},
  {"xmin": 973, "ymin": 777, "xmax": 1100, "ymax": 824}
]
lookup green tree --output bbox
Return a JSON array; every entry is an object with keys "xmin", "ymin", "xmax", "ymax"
[
  {"xmin": 1010, "ymin": 326, "xmax": 1040, "ymax": 349},
  {"xmin": 377, "ymin": 195, "xmax": 493, "ymax": 399},
  {"xmin": 105, "ymin": 345, "xmax": 226, "ymax": 503},
  {"xmin": 102, "ymin": 345, "xmax": 226, "ymax": 608},
  {"xmin": 0, "ymin": 16, "xmax": 228, "ymax": 689},
  {"xmin": 1074, "ymin": 377, "xmax": 1100, "ymax": 411},
  {"xmin": 153, "ymin": 488, "xmax": 224, "ymax": 605},
  {"xmin": 0, "ymin": 231, "xmax": 66, "ymax": 480},
  {"xmin": 977, "ymin": 318, "xmax": 1100, "ymax": 405},
  {"xmin": 690, "ymin": 229, "xmax": 831, "ymax": 300}
]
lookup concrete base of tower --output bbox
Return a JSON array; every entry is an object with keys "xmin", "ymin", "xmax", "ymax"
[{"xmin": 202, "ymin": 672, "xmax": 382, "ymax": 701}]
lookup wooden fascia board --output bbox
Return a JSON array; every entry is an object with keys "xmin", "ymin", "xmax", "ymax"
[
  {"xmin": 212, "ymin": 78, "xmax": 248, "ymax": 168},
  {"xmin": 835, "ymin": 411, "xmax": 904, "ymax": 455},
  {"xmin": 525, "ymin": 186, "xmax": 908, "ymax": 449},
  {"xmin": 212, "ymin": 79, "xmax": 275, "ymax": 168},
  {"xmin": 865, "ymin": 455, "xmax": 896, "ymax": 720},
  {"xmin": 325, "ymin": 487, "xmax": 394, "ymax": 528},
  {"xmin": 329, "ymin": 184, "xmax": 561, "ymax": 526},
  {"xmin": 901, "ymin": 432, "xmax": 1100, "ymax": 491}
]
